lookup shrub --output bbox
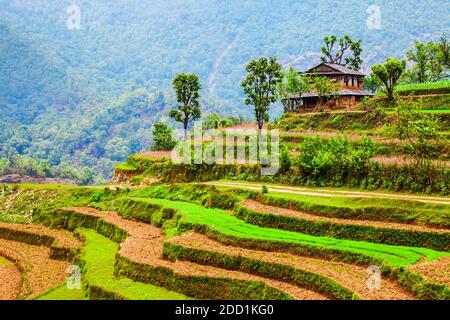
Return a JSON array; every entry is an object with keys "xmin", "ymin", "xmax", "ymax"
[
  {"xmin": 261, "ymin": 185, "xmax": 269, "ymax": 194},
  {"xmin": 92, "ymin": 191, "xmax": 102, "ymax": 202}
]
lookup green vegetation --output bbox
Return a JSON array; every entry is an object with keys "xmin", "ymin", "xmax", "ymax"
[
  {"xmin": 169, "ymin": 74, "xmax": 202, "ymax": 140},
  {"xmin": 237, "ymin": 206, "xmax": 449, "ymax": 250},
  {"xmin": 0, "ymin": 256, "xmax": 10, "ymax": 267},
  {"xmin": 226, "ymin": 186, "xmax": 449, "ymax": 225},
  {"xmin": 0, "ymin": 184, "xmax": 126, "ymax": 224},
  {"xmin": 118, "ymin": 147, "xmax": 450, "ymax": 194},
  {"xmin": 77, "ymin": 228, "xmax": 190, "ymax": 300},
  {"xmin": 320, "ymin": 35, "xmax": 362, "ymax": 70},
  {"xmin": 130, "ymin": 197, "xmax": 449, "ymax": 267},
  {"xmin": 393, "ymin": 99, "xmax": 442, "ymax": 172},
  {"xmin": 36, "ymin": 284, "xmax": 87, "ymax": 301},
  {"xmin": 151, "ymin": 122, "xmax": 177, "ymax": 151},
  {"xmin": 372, "ymin": 58, "xmax": 407, "ymax": 100},
  {"xmin": 1, "ymin": 1, "xmax": 449, "ymax": 179},
  {"xmin": 202, "ymin": 113, "xmax": 242, "ymax": 130},
  {"xmin": 1, "ymin": 183, "xmax": 449, "ymax": 300},
  {"xmin": 277, "ymin": 67, "xmax": 312, "ymax": 112},
  {"xmin": 242, "ymin": 57, "xmax": 283, "ymax": 135},
  {"xmin": 396, "ymin": 80, "xmax": 450, "ymax": 95},
  {"xmin": 310, "ymin": 76, "xmax": 341, "ymax": 111},
  {"xmin": 0, "ymin": 155, "xmax": 96, "ymax": 185},
  {"xmin": 163, "ymin": 241, "xmax": 357, "ymax": 300},
  {"xmin": 404, "ymin": 37, "xmax": 449, "ymax": 83},
  {"xmin": 114, "ymin": 163, "xmax": 138, "ymax": 172}
]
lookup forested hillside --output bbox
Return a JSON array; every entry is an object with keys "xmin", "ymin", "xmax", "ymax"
[{"xmin": 1, "ymin": 0, "xmax": 449, "ymax": 180}]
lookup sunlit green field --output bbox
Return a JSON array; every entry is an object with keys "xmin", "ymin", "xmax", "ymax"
[{"xmin": 132, "ymin": 197, "xmax": 449, "ymax": 267}]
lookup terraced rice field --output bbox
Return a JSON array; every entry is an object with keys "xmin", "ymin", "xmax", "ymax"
[
  {"xmin": 242, "ymin": 200, "xmax": 448, "ymax": 235},
  {"xmin": 75, "ymin": 228, "xmax": 190, "ymax": 300},
  {"xmin": 60, "ymin": 207, "xmax": 325, "ymax": 300},
  {"xmin": 137, "ymin": 197, "xmax": 448, "ymax": 267},
  {"xmin": 0, "ymin": 183, "xmax": 448, "ymax": 300},
  {"xmin": 167, "ymin": 232, "xmax": 414, "ymax": 300}
]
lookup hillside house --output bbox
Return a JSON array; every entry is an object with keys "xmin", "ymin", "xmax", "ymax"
[{"xmin": 289, "ymin": 63, "xmax": 374, "ymax": 111}]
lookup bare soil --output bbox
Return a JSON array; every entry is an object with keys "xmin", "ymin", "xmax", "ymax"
[
  {"xmin": 0, "ymin": 239, "xmax": 69, "ymax": 299},
  {"xmin": 65, "ymin": 207, "xmax": 326, "ymax": 300},
  {"xmin": 410, "ymin": 256, "xmax": 450, "ymax": 287},
  {"xmin": 169, "ymin": 232, "xmax": 415, "ymax": 300},
  {"xmin": 0, "ymin": 258, "xmax": 21, "ymax": 300}
]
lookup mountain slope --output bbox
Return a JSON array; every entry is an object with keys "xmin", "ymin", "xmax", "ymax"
[{"xmin": 0, "ymin": 0, "xmax": 449, "ymax": 180}]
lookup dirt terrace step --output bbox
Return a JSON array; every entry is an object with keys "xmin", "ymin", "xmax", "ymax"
[
  {"xmin": 62, "ymin": 207, "xmax": 327, "ymax": 300},
  {"xmin": 0, "ymin": 256, "xmax": 21, "ymax": 300},
  {"xmin": 0, "ymin": 222, "xmax": 82, "ymax": 261},
  {"xmin": 167, "ymin": 232, "xmax": 415, "ymax": 300},
  {"xmin": 409, "ymin": 256, "xmax": 450, "ymax": 287},
  {"xmin": 0, "ymin": 238, "xmax": 70, "ymax": 299}
]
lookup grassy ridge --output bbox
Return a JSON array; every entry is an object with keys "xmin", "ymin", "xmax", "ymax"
[
  {"xmin": 36, "ymin": 284, "xmax": 87, "ymax": 300},
  {"xmin": 163, "ymin": 241, "xmax": 357, "ymax": 300},
  {"xmin": 38, "ymin": 208, "xmax": 296, "ymax": 300},
  {"xmin": 132, "ymin": 197, "xmax": 449, "ymax": 267},
  {"xmin": 77, "ymin": 228, "xmax": 190, "ymax": 300},
  {"xmin": 396, "ymin": 81, "xmax": 450, "ymax": 95},
  {"xmin": 232, "ymin": 187, "xmax": 450, "ymax": 228},
  {"xmin": 236, "ymin": 207, "xmax": 450, "ymax": 251}
]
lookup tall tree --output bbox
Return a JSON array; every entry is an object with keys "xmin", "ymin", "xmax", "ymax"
[
  {"xmin": 241, "ymin": 57, "xmax": 283, "ymax": 136},
  {"xmin": 437, "ymin": 34, "xmax": 450, "ymax": 69},
  {"xmin": 277, "ymin": 67, "xmax": 312, "ymax": 113},
  {"xmin": 371, "ymin": 58, "xmax": 406, "ymax": 101},
  {"xmin": 406, "ymin": 41, "xmax": 432, "ymax": 83},
  {"xmin": 406, "ymin": 37, "xmax": 449, "ymax": 83},
  {"xmin": 169, "ymin": 73, "xmax": 202, "ymax": 140},
  {"xmin": 321, "ymin": 35, "xmax": 363, "ymax": 70}
]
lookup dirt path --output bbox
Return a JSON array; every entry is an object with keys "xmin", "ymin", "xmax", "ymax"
[
  {"xmin": 0, "ymin": 239, "xmax": 69, "ymax": 299},
  {"xmin": 0, "ymin": 257, "xmax": 21, "ymax": 300},
  {"xmin": 206, "ymin": 181, "xmax": 450, "ymax": 205},
  {"xmin": 243, "ymin": 200, "xmax": 450, "ymax": 234},
  {"xmin": 65, "ymin": 207, "xmax": 327, "ymax": 300},
  {"xmin": 169, "ymin": 232, "xmax": 415, "ymax": 300}
]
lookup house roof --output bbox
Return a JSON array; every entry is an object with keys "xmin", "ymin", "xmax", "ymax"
[
  {"xmin": 304, "ymin": 63, "xmax": 366, "ymax": 76},
  {"xmin": 290, "ymin": 89, "xmax": 374, "ymax": 99}
]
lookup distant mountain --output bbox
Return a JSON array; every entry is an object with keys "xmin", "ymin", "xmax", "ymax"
[{"xmin": 0, "ymin": 0, "xmax": 449, "ymax": 178}]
